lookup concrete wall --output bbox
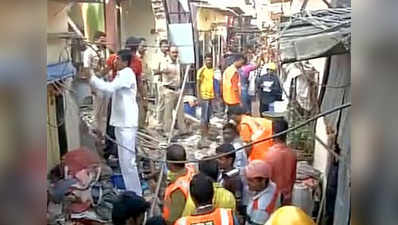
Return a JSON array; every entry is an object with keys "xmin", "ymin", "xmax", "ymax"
[
  {"xmin": 196, "ymin": 8, "xmax": 228, "ymax": 32},
  {"xmin": 254, "ymin": 0, "xmax": 329, "ymax": 28},
  {"xmin": 47, "ymin": 1, "xmax": 70, "ymax": 64},
  {"xmin": 120, "ymin": 0, "xmax": 158, "ymax": 68},
  {"xmin": 47, "ymin": 1, "xmax": 81, "ymax": 168},
  {"xmin": 47, "ymin": 1, "xmax": 68, "ymax": 171}
]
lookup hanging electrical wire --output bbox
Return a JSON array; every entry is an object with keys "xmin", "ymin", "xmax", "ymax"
[{"xmin": 103, "ymin": 102, "xmax": 351, "ymax": 164}]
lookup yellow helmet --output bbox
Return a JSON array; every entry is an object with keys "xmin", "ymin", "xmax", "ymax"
[
  {"xmin": 266, "ymin": 62, "xmax": 277, "ymax": 71},
  {"xmin": 265, "ymin": 206, "xmax": 316, "ymax": 225}
]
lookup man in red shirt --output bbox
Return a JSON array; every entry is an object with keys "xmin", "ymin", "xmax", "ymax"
[
  {"xmin": 262, "ymin": 118, "xmax": 297, "ymax": 205},
  {"xmin": 105, "ymin": 54, "xmax": 118, "ymax": 80},
  {"xmin": 125, "ymin": 36, "xmax": 148, "ymax": 128}
]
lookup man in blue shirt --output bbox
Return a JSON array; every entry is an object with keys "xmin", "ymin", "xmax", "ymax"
[{"xmin": 256, "ymin": 63, "xmax": 282, "ymax": 115}]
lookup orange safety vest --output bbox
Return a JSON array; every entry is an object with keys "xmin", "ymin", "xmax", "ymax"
[
  {"xmin": 238, "ymin": 116, "xmax": 273, "ymax": 161},
  {"xmin": 163, "ymin": 165, "xmax": 196, "ymax": 220},
  {"xmin": 222, "ymin": 65, "xmax": 241, "ymax": 105},
  {"xmin": 248, "ymin": 190, "xmax": 279, "ymax": 221},
  {"xmin": 246, "ymin": 182, "xmax": 279, "ymax": 225},
  {"xmin": 175, "ymin": 208, "xmax": 234, "ymax": 225},
  {"xmin": 252, "ymin": 192, "xmax": 279, "ymax": 215}
]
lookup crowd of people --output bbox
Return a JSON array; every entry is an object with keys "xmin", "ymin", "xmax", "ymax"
[{"xmin": 47, "ymin": 31, "xmax": 316, "ymax": 225}]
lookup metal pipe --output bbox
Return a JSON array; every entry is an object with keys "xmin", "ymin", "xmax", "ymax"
[{"xmin": 149, "ymin": 64, "xmax": 192, "ymax": 217}]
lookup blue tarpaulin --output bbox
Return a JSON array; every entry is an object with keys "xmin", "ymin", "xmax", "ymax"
[{"xmin": 47, "ymin": 61, "xmax": 76, "ymax": 83}]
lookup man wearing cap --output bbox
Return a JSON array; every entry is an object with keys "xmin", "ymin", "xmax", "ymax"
[
  {"xmin": 112, "ymin": 191, "xmax": 150, "ymax": 225},
  {"xmin": 256, "ymin": 62, "xmax": 282, "ymax": 115},
  {"xmin": 244, "ymin": 160, "xmax": 279, "ymax": 225}
]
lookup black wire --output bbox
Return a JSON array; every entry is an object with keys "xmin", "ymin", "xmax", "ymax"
[{"xmin": 104, "ymin": 102, "xmax": 351, "ymax": 163}]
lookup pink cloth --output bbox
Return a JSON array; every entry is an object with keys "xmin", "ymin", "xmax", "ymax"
[
  {"xmin": 263, "ymin": 143, "xmax": 297, "ymax": 205},
  {"xmin": 240, "ymin": 64, "xmax": 257, "ymax": 78},
  {"xmin": 63, "ymin": 148, "xmax": 100, "ymax": 177},
  {"xmin": 245, "ymin": 160, "xmax": 271, "ymax": 179}
]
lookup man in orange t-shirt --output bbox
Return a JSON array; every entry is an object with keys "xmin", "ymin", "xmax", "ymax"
[
  {"xmin": 230, "ymin": 107, "xmax": 273, "ymax": 162},
  {"xmin": 222, "ymin": 54, "xmax": 245, "ymax": 119}
]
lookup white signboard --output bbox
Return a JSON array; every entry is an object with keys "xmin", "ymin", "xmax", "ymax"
[{"xmin": 168, "ymin": 23, "xmax": 195, "ymax": 64}]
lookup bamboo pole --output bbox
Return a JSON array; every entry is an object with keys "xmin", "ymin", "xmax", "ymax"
[{"xmin": 149, "ymin": 64, "xmax": 192, "ymax": 217}]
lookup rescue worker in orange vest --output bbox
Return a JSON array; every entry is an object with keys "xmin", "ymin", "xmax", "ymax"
[
  {"xmin": 163, "ymin": 144, "xmax": 196, "ymax": 225},
  {"xmin": 244, "ymin": 160, "xmax": 280, "ymax": 225},
  {"xmin": 230, "ymin": 107, "xmax": 273, "ymax": 161},
  {"xmin": 175, "ymin": 173, "xmax": 238, "ymax": 225},
  {"xmin": 182, "ymin": 158, "xmax": 236, "ymax": 216},
  {"xmin": 222, "ymin": 54, "xmax": 246, "ymax": 119}
]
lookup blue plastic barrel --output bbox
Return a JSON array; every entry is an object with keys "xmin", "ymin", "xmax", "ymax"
[{"xmin": 111, "ymin": 173, "xmax": 126, "ymax": 190}]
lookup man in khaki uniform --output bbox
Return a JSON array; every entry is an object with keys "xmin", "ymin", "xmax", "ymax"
[
  {"xmin": 152, "ymin": 39, "xmax": 170, "ymax": 126},
  {"xmin": 160, "ymin": 46, "xmax": 188, "ymax": 135}
]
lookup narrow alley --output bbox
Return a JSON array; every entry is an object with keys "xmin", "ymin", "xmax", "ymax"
[{"xmin": 47, "ymin": 0, "xmax": 351, "ymax": 225}]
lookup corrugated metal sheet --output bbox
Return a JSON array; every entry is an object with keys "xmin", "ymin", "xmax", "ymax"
[
  {"xmin": 320, "ymin": 53, "xmax": 351, "ymax": 225},
  {"xmin": 47, "ymin": 61, "xmax": 76, "ymax": 83},
  {"xmin": 333, "ymin": 54, "xmax": 351, "ymax": 225},
  {"xmin": 279, "ymin": 8, "xmax": 351, "ymax": 63}
]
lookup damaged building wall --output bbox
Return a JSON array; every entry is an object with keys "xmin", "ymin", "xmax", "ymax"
[
  {"xmin": 63, "ymin": 78, "xmax": 81, "ymax": 150},
  {"xmin": 120, "ymin": 0, "xmax": 158, "ymax": 68},
  {"xmin": 47, "ymin": 1, "xmax": 70, "ymax": 65},
  {"xmin": 196, "ymin": 8, "xmax": 228, "ymax": 33},
  {"xmin": 47, "ymin": 1, "xmax": 81, "ymax": 169},
  {"xmin": 47, "ymin": 91, "xmax": 61, "ymax": 172},
  {"xmin": 47, "ymin": 1, "xmax": 69, "ymax": 171}
]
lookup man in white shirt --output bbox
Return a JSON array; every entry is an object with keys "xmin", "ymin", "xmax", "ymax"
[
  {"xmin": 222, "ymin": 123, "xmax": 247, "ymax": 170},
  {"xmin": 88, "ymin": 49, "xmax": 142, "ymax": 196},
  {"xmin": 244, "ymin": 160, "xmax": 280, "ymax": 225},
  {"xmin": 83, "ymin": 31, "xmax": 106, "ymax": 72}
]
